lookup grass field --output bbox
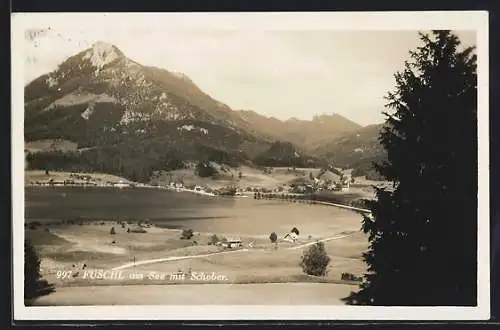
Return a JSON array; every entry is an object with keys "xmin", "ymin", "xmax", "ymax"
[
  {"xmin": 26, "ymin": 212, "xmax": 368, "ymax": 305},
  {"xmin": 31, "ymin": 283, "xmax": 358, "ymax": 305},
  {"xmin": 25, "ymin": 139, "xmax": 78, "ymax": 153},
  {"xmin": 155, "ymin": 165, "xmax": 308, "ymax": 190}
]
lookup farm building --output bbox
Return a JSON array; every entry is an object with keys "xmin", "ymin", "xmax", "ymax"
[{"xmin": 222, "ymin": 237, "xmax": 242, "ymax": 249}]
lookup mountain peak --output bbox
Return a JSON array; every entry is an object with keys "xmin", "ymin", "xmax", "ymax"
[{"xmin": 83, "ymin": 41, "xmax": 124, "ymax": 68}]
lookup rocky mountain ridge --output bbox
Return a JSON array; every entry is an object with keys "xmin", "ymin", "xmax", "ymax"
[{"xmin": 24, "ymin": 41, "xmax": 385, "ymax": 181}]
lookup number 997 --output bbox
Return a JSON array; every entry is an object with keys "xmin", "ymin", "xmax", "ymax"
[{"xmin": 56, "ymin": 270, "xmax": 73, "ymax": 279}]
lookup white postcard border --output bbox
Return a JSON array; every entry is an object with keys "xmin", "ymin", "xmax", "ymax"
[{"xmin": 11, "ymin": 11, "xmax": 490, "ymax": 320}]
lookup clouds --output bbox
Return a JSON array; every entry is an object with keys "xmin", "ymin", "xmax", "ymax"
[{"xmin": 23, "ymin": 27, "xmax": 476, "ymax": 126}]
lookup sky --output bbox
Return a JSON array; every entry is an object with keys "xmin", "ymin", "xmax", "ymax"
[{"xmin": 23, "ymin": 27, "xmax": 476, "ymax": 126}]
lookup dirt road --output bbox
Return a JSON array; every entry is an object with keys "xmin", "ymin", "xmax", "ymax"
[
  {"xmin": 112, "ymin": 248, "xmax": 249, "ymax": 271},
  {"xmin": 112, "ymin": 233, "xmax": 356, "ymax": 271}
]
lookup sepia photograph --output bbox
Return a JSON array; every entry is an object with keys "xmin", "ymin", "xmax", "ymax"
[{"xmin": 12, "ymin": 11, "xmax": 489, "ymax": 320}]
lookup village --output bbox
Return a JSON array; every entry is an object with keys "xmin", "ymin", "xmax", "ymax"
[{"xmin": 25, "ymin": 164, "xmax": 362, "ymax": 198}]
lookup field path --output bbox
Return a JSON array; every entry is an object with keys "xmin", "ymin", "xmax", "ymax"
[
  {"xmin": 286, "ymin": 233, "xmax": 354, "ymax": 250},
  {"xmin": 112, "ymin": 248, "xmax": 249, "ymax": 270},
  {"xmin": 111, "ymin": 233, "xmax": 356, "ymax": 271}
]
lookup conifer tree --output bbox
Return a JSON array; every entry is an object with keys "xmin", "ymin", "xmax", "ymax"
[{"xmin": 343, "ymin": 31, "xmax": 477, "ymax": 306}]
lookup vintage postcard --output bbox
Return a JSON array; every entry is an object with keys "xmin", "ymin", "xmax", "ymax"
[{"xmin": 12, "ymin": 11, "xmax": 489, "ymax": 320}]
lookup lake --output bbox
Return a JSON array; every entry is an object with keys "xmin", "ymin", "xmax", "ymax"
[{"xmin": 25, "ymin": 187, "xmax": 363, "ymax": 238}]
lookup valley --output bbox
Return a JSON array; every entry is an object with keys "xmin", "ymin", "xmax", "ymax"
[{"xmin": 23, "ymin": 40, "xmax": 388, "ymax": 306}]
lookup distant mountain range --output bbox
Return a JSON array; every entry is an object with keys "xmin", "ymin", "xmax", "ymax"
[
  {"xmin": 237, "ymin": 110, "xmax": 362, "ymax": 151},
  {"xmin": 312, "ymin": 124, "xmax": 386, "ymax": 180},
  {"xmin": 24, "ymin": 41, "xmax": 386, "ymax": 181}
]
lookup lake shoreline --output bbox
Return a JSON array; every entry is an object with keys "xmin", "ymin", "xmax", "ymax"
[
  {"xmin": 25, "ymin": 184, "xmax": 372, "ymax": 215},
  {"xmin": 24, "ymin": 186, "xmax": 368, "ymax": 306}
]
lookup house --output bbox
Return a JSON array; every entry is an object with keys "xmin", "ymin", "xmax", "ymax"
[
  {"xmin": 340, "ymin": 178, "xmax": 351, "ymax": 192},
  {"xmin": 223, "ymin": 237, "xmax": 242, "ymax": 248},
  {"xmin": 173, "ymin": 181, "xmax": 184, "ymax": 188},
  {"xmin": 114, "ymin": 180, "xmax": 130, "ymax": 188},
  {"xmin": 319, "ymin": 169, "xmax": 343, "ymax": 182},
  {"xmin": 283, "ymin": 232, "xmax": 299, "ymax": 243}
]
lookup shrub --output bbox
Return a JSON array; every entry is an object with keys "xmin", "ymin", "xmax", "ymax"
[
  {"xmin": 209, "ymin": 234, "xmax": 219, "ymax": 245},
  {"xmin": 181, "ymin": 228, "xmax": 194, "ymax": 240},
  {"xmin": 341, "ymin": 272, "xmax": 363, "ymax": 282},
  {"xmin": 300, "ymin": 242, "xmax": 330, "ymax": 276},
  {"xmin": 24, "ymin": 239, "xmax": 41, "ymax": 298},
  {"xmin": 195, "ymin": 161, "xmax": 217, "ymax": 178},
  {"xmin": 269, "ymin": 232, "xmax": 277, "ymax": 243}
]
